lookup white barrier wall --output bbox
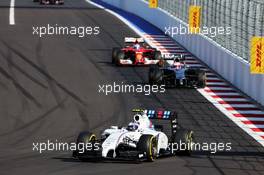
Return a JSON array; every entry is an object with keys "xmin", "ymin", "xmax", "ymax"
[{"xmin": 101, "ymin": 0, "xmax": 264, "ymax": 106}]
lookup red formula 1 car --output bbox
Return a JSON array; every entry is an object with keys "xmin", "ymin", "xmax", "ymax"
[
  {"xmin": 112, "ymin": 37, "xmax": 162, "ymax": 66},
  {"xmin": 33, "ymin": 0, "xmax": 64, "ymax": 5}
]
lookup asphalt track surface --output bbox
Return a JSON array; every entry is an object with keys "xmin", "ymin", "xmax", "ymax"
[{"xmin": 0, "ymin": 0, "xmax": 264, "ymax": 175}]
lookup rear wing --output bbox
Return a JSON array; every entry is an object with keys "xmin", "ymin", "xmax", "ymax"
[
  {"xmin": 132, "ymin": 108, "xmax": 177, "ymax": 120},
  {"xmin": 125, "ymin": 37, "xmax": 145, "ymax": 43},
  {"xmin": 132, "ymin": 109, "xmax": 178, "ymax": 138},
  {"xmin": 145, "ymin": 109, "xmax": 177, "ymax": 120}
]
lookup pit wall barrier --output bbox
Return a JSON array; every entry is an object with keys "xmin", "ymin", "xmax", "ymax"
[{"xmin": 101, "ymin": 0, "xmax": 264, "ymax": 106}]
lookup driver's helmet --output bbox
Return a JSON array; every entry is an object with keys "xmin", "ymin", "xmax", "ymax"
[
  {"xmin": 173, "ymin": 56, "xmax": 180, "ymax": 63},
  {"xmin": 135, "ymin": 52, "xmax": 143, "ymax": 61},
  {"xmin": 127, "ymin": 122, "xmax": 139, "ymax": 131},
  {"xmin": 172, "ymin": 57, "xmax": 182, "ymax": 70},
  {"xmin": 133, "ymin": 44, "xmax": 140, "ymax": 50}
]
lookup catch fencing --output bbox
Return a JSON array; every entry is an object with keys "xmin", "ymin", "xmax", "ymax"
[{"xmin": 146, "ymin": 0, "xmax": 264, "ymax": 61}]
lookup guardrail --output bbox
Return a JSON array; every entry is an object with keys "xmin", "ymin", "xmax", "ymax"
[{"xmin": 101, "ymin": 0, "xmax": 264, "ymax": 106}]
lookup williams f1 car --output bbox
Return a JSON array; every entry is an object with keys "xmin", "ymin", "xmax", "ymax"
[
  {"xmin": 72, "ymin": 109, "xmax": 193, "ymax": 162},
  {"xmin": 112, "ymin": 37, "xmax": 162, "ymax": 66},
  {"xmin": 149, "ymin": 55, "xmax": 206, "ymax": 88}
]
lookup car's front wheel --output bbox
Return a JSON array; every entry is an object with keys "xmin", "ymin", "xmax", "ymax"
[
  {"xmin": 115, "ymin": 50, "xmax": 125, "ymax": 66},
  {"xmin": 137, "ymin": 135, "xmax": 157, "ymax": 162},
  {"xmin": 73, "ymin": 131, "xmax": 97, "ymax": 161}
]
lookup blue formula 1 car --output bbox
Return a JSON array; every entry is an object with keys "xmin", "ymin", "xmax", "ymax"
[{"xmin": 148, "ymin": 55, "xmax": 206, "ymax": 88}]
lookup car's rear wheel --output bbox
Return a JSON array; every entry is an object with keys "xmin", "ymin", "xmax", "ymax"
[
  {"xmin": 154, "ymin": 51, "xmax": 162, "ymax": 60},
  {"xmin": 112, "ymin": 48, "xmax": 120, "ymax": 63},
  {"xmin": 173, "ymin": 129, "xmax": 193, "ymax": 156},
  {"xmin": 197, "ymin": 70, "xmax": 206, "ymax": 88},
  {"xmin": 137, "ymin": 135, "xmax": 157, "ymax": 162}
]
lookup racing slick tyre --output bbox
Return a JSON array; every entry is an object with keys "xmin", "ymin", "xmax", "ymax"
[
  {"xmin": 115, "ymin": 50, "xmax": 125, "ymax": 66},
  {"xmin": 73, "ymin": 131, "xmax": 97, "ymax": 161},
  {"xmin": 112, "ymin": 48, "xmax": 120, "ymax": 63},
  {"xmin": 149, "ymin": 66, "xmax": 163, "ymax": 85},
  {"xmin": 173, "ymin": 129, "xmax": 194, "ymax": 156},
  {"xmin": 154, "ymin": 51, "xmax": 162, "ymax": 60},
  {"xmin": 137, "ymin": 135, "xmax": 158, "ymax": 162},
  {"xmin": 197, "ymin": 70, "xmax": 206, "ymax": 88}
]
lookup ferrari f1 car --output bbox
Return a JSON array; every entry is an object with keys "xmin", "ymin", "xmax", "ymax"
[
  {"xmin": 33, "ymin": 0, "xmax": 64, "ymax": 5},
  {"xmin": 72, "ymin": 109, "xmax": 193, "ymax": 162},
  {"xmin": 149, "ymin": 55, "xmax": 206, "ymax": 88},
  {"xmin": 112, "ymin": 37, "xmax": 162, "ymax": 66}
]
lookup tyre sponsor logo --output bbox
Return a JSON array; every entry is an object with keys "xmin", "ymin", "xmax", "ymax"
[{"xmin": 98, "ymin": 82, "xmax": 165, "ymax": 96}]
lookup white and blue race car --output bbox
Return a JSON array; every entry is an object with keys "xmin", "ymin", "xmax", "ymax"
[
  {"xmin": 149, "ymin": 55, "xmax": 206, "ymax": 88},
  {"xmin": 73, "ymin": 109, "xmax": 193, "ymax": 162}
]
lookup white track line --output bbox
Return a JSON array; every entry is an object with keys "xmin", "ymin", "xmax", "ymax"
[
  {"xmin": 154, "ymin": 43, "xmax": 180, "ymax": 46},
  {"xmin": 156, "ymin": 46, "xmax": 183, "ymax": 49},
  {"xmin": 205, "ymin": 87, "xmax": 233, "ymax": 90},
  {"xmin": 206, "ymin": 82, "xmax": 227, "ymax": 85},
  {"xmin": 148, "ymin": 38, "xmax": 173, "ymax": 41},
  {"xmin": 215, "ymin": 98, "xmax": 248, "ymax": 102},
  {"xmin": 206, "ymin": 77, "xmax": 221, "ymax": 81},
  {"xmin": 9, "ymin": 0, "xmax": 15, "ymax": 25},
  {"xmin": 222, "ymin": 104, "xmax": 257, "ymax": 108},
  {"xmin": 206, "ymin": 72, "xmax": 217, "ymax": 76},
  {"xmin": 246, "ymin": 125, "xmax": 264, "ymax": 129},
  {"xmin": 207, "ymin": 92, "xmax": 242, "ymax": 96},
  {"xmin": 230, "ymin": 110, "xmax": 264, "ymax": 114},
  {"xmin": 239, "ymin": 117, "xmax": 264, "ymax": 122},
  {"xmin": 254, "ymin": 132, "xmax": 264, "ymax": 136}
]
